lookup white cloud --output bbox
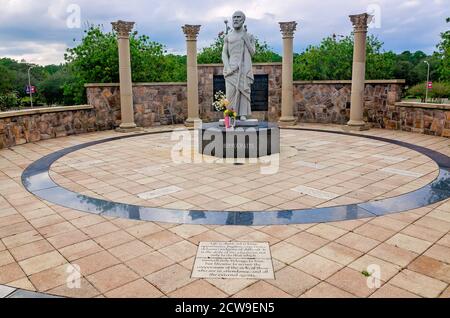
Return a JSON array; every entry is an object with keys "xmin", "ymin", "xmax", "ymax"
[
  {"xmin": 0, "ymin": 0, "xmax": 448, "ymax": 65},
  {"xmin": 0, "ymin": 41, "xmax": 67, "ymax": 65},
  {"xmin": 399, "ymin": 0, "xmax": 421, "ymax": 8}
]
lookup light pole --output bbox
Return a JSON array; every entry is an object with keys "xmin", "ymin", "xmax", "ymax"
[
  {"xmin": 224, "ymin": 19, "xmax": 230, "ymax": 35},
  {"xmin": 27, "ymin": 66, "xmax": 35, "ymax": 108},
  {"xmin": 424, "ymin": 60, "xmax": 430, "ymax": 103}
]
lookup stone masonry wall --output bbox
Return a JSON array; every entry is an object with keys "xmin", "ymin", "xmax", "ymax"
[
  {"xmin": 293, "ymin": 80, "xmax": 404, "ymax": 125},
  {"xmin": 0, "ymin": 106, "xmax": 97, "ymax": 149},
  {"xmin": 86, "ymin": 71, "xmax": 402, "ymax": 127},
  {"xmin": 1, "ymin": 79, "xmax": 448, "ymax": 150},
  {"xmin": 85, "ymin": 83, "xmax": 188, "ymax": 128},
  {"xmin": 85, "ymin": 63, "xmax": 282, "ymax": 125},
  {"xmin": 387, "ymin": 103, "xmax": 450, "ymax": 137}
]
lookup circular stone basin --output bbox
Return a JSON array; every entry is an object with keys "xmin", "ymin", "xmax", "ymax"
[{"xmin": 198, "ymin": 121, "xmax": 280, "ymax": 158}]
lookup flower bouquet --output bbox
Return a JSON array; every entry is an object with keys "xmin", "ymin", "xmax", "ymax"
[{"xmin": 212, "ymin": 91, "xmax": 237, "ymax": 128}]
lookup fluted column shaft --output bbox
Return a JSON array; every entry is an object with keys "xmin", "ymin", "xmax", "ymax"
[
  {"xmin": 183, "ymin": 25, "xmax": 201, "ymax": 126},
  {"xmin": 112, "ymin": 20, "xmax": 138, "ymax": 131},
  {"xmin": 279, "ymin": 21, "xmax": 297, "ymax": 126},
  {"xmin": 347, "ymin": 13, "xmax": 372, "ymax": 130}
]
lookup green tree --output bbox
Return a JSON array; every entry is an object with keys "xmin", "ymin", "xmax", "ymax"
[
  {"xmin": 436, "ymin": 17, "xmax": 450, "ymax": 82},
  {"xmin": 197, "ymin": 33, "xmax": 225, "ymax": 64},
  {"xmin": 0, "ymin": 64, "xmax": 14, "ymax": 93},
  {"xmin": 293, "ymin": 35, "xmax": 396, "ymax": 81},
  {"xmin": 366, "ymin": 37, "xmax": 396, "ymax": 79},
  {"xmin": 164, "ymin": 54, "xmax": 187, "ymax": 82},
  {"xmin": 393, "ymin": 50, "xmax": 441, "ymax": 86},
  {"xmin": 197, "ymin": 32, "xmax": 281, "ymax": 64},
  {"xmin": 38, "ymin": 67, "xmax": 72, "ymax": 105},
  {"xmin": 411, "ymin": 53, "xmax": 441, "ymax": 83},
  {"xmin": 0, "ymin": 58, "xmax": 61, "ymax": 107},
  {"xmin": 64, "ymin": 25, "xmax": 183, "ymax": 104}
]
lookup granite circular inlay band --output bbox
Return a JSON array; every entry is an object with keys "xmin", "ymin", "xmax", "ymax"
[{"xmin": 21, "ymin": 128, "xmax": 450, "ymax": 225}]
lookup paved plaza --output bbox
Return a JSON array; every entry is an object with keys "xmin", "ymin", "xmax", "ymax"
[{"xmin": 1, "ymin": 124, "xmax": 449, "ymax": 298}]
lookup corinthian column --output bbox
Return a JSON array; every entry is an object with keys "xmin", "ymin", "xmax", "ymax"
[
  {"xmin": 346, "ymin": 13, "xmax": 372, "ymax": 131},
  {"xmin": 279, "ymin": 21, "xmax": 297, "ymax": 126},
  {"xmin": 182, "ymin": 25, "xmax": 201, "ymax": 127},
  {"xmin": 112, "ymin": 20, "xmax": 140, "ymax": 132}
]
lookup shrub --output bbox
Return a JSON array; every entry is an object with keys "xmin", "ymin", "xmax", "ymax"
[
  {"xmin": 407, "ymin": 82, "xmax": 450, "ymax": 101},
  {"xmin": 0, "ymin": 92, "xmax": 20, "ymax": 111}
]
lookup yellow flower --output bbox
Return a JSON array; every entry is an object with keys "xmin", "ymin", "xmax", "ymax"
[{"xmin": 223, "ymin": 99, "xmax": 230, "ymax": 107}]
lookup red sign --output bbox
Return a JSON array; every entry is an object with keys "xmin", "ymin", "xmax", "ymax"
[{"xmin": 427, "ymin": 82, "xmax": 433, "ymax": 89}]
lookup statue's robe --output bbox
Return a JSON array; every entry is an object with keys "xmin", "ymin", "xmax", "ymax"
[{"xmin": 223, "ymin": 32, "xmax": 255, "ymax": 117}]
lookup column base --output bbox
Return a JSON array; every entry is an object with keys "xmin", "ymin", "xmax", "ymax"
[
  {"xmin": 343, "ymin": 123, "xmax": 370, "ymax": 131},
  {"xmin": 278, "ymin": 116, "xmax": 297, "ymax": 127},
  {"xmin": 185, "ymin": 118, "xmax": 201, "ymax": 127},
  {"xmin": 116, "ymin": 123, "xmax": 143, "ymax": 133}
]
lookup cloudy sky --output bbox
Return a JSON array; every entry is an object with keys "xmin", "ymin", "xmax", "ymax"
[{"xmin": 0, "ymin": 0, "xmax": 448, "ymax": 65}]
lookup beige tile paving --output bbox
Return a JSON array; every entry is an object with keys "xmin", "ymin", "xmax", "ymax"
[
  {"xmin": 269, "ymin": 266, "xmax": 319, "ymax": 297},
  {"xmin": 233, "ymin": 281, "xmax": 292, "ymax": 298},
  {"xmin": 407, "ymin": 255, "xmax": 450, "ymax": 284},
  {"xmin": 315, "ymin": 242, "xmax": 363, "ymax": 266},
  {"xmin": 326, "ymin": 267, "xmax": 377, "ymax": 297},
  {"xmin": 389, "ymin": 269, "xmax": 447, "ymax": 298},
  {"xmin": 59, "ymin": 240, "xmax": 103, "ymax": 261},
  {"xmin": 0, "ymin": 263, "xmax": 26, "ymax": 285},
  {"xmin": 18, "ymin": 251, "xmax": 67, "ymax": 276},
  {"xmin": 270, "ymin": 242, "xmax": 309, "ymax": 264},
  {"xmin": 125, "ymin": 251, "xmax": 175, "ymax": 277},
  {"xmin": 301, "ymin": 282, "xmax": 356, "ymax": 298},
  {"xmin": 145, "ymin": 264, "xmax": 196, "ymax": 294},
  {"xmin": 86, "ymin": 264, "xmax": 139, "ymax": 294},
  {"xmin": 424, "ymin": 245, "xmax": 450, "ymax": 264},
  {"xmin": 348, "ymin": 254, "xmax": 401, "ymax": 282},
  {"xmin": 285, "ymin": 231, "xmax": 329, "ymax": 252},
  {"xmin": 104, "ymin": 279, "xmax": 163, "ymax": 298},
  {"xmin": 48, "ymin": 278, "xmax": 100, "ymax": 298},
  {"xmin": 158, "ymin": 241, "xmax": 197, "ymax": 262},
  {"xmin": 386, "ymin": 233, "xmax": 433, "ymax": 254},
  {"xmin": 292, "ymin": 253, "xmax": 344, "ymax": 280},
  {"xmin": 168, "ymin": 280, "xmax": 227, "ymax": 298},
  {"xmin": 29, "ymin": 264, "xmax": 75, "ymax": 292},
  {"xmin": 9, "ymin": 240, "xmax": 54, "ymax": 262},
  {"xmin": 74, "ymin": 250, "xmax": 121, "ymax": 276},
  {"xmin": 370, "ymin": 283, "xmax": 420, "ymax": 298},
  {"xmin": 207, "ymin": 278, "xmax": 256, "ymax": 295},
  {"xmin": 109, "ymin": 240, "xmax": 153, "ymax": 262},
  {"xmin": 369, "ymin": 243, "xmax": 418, "ymax": 267},
  {"xmin": 0, "ymin": 125, "xmax": 449, "ymax": 298}
]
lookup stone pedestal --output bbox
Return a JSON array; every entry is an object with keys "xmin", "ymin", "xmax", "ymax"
[
  {"xmin": 279, "ymin": 21, "xmax": 298, "ymax": 126},
  {"xmin": 346, "ymin": 13, "xmax": 372, "ymax": 131},
  {"xmin": 219, "ymin": 119, "xmax": 259, "ymax": 127},
  {"xmin": 112, "ymin": 20, "xmax": 142, "ymax": 132},
  {"xmin": 198, "ymin": 122, "xmax": 280, "ymax": 158},
  {"xmin": 182, "ymin": 25, "xmax": 201, "ymax": 127}
]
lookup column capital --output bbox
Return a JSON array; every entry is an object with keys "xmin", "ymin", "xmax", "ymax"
[
  {"xmin": 279, "ymin": 21, "xmax": 297, "ymax": 38},
  {"xmin": 182, "ymin": 24, "xmax": 201, "ymax": 41},
  {"xmin": 349, "ymin": 13, "xmax": 372, "ymax": 33},
  {"xmin": 112, "ymin": 20, "xmax": 135, "ymax": 38}
]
